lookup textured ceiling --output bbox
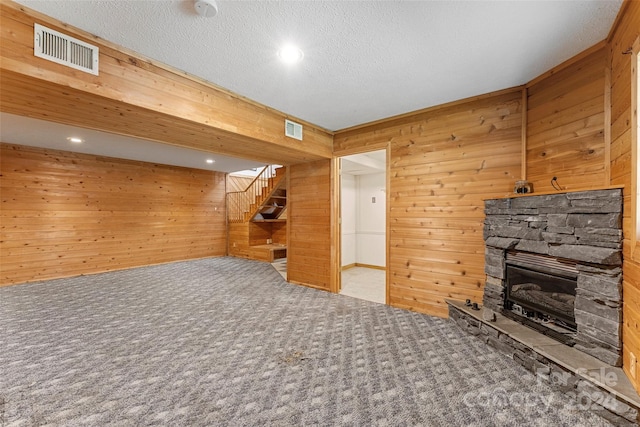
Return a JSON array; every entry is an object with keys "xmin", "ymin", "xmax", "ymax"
[
  {"xmin": 3, "ymin": 0, "xmax": 623, "ymax": 172},
  {"xmin": 15, "ymin": 0, "xmax": 622, "ymax": 132},
  {"xmin": 342, "ymin": 150, "xmax": 386, "ymax": 176}
]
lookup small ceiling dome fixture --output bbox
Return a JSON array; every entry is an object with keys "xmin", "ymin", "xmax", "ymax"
[
  {"xmin": 194, "ymin": 0, "xmax": 218, "ymax": 17},
  {"xmin": 67, "ymin": 137, "xmax": 83, "ymax": 143},
  {"xmin": 206, "ymin": 159, "xmax": 215, "ymax": 164},
  {"xmin": 278, "ymin": 44, "xmax": 304, "ymax": 65}
]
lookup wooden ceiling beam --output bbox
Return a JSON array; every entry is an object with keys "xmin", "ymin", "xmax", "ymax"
[{"xmin": 0, "ymin": 1, "xmax": 333, "ymax": 165}]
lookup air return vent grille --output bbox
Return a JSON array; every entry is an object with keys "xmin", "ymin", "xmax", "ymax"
[
  {"xmin": 285, "ymin": 119, "xmax": 303, "ymax": 140},
  {"xmin": 34, "ymin": 24, "xmax": 99, "ymax": 75}
]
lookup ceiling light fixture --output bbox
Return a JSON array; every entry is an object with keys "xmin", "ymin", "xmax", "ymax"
[
  {"xmin": 194, "ymin": 0, "xmax": 218, "ymax": 17},
  {"xmin": 278, "ymin": 44, "xmax": 304, "ymax": 65},
  {"xmin": 67, "ymin": 137, "xmax": 83, "ymax": 143},
  {"xmin": 206, "ymin": 159, "xmax": 215, "ymax": 164}
]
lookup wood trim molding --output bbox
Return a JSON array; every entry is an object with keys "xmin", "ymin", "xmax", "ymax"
[
  {"xmin": 332, "ymin": 146, "xmax": 390, "ymax": 302},
  {"xmin": 330, "ymin": 156, "xmax": 341, "ymax": 294},
  {"xmin": 604, "ymin": 46, "xmax": 613, "ymax": 186},
  {"xmin": 285, "ymin": 165, "xmax": 291, "ymax": 281},
  {"xmin": 340, "ymin": 263, "xmax": 385, "ymax": 271},
  {"xmin": 385, "ymin": 142, "xmax": 391, "ymax": 305},
  {"xmin": 521, "ymin": 87, "xmax": 528, "ymax": 180},
  {"xmin": 526, "ymin": 40, "xmax": 607, "ymax": 88},
  {"xmin": 631, "ymin": 36, "xmax": 640, "ymax": 262},
  {"xmin": 354, "ymin": 263, "xmax": 386, "ymax": 271},
  {"xmin": 335, "ymin": 86, "xmax": 524, "ymax": 135},
  {"xmin": 607, "ymin": 0, "xmax": 633, "ymax": 43},
  {"xmin": 287, "ymin": 280, "xmax": 331, "ymax": 292}
]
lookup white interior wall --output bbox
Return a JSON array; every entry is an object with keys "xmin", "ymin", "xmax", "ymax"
[
  {"xmin": 341, "ymin": 173, "xmax": 357, "ymax": 267},
  {"xmin": 356, "ymin": 172, "xmax": 386, "ymax": 267}
]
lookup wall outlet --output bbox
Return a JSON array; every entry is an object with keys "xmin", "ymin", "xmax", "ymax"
[{"xmin": 631, "ymin": 352, "xmax": 637, "ymax": 379}]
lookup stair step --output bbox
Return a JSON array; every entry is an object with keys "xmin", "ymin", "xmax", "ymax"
[
  {"xmin": 231, "ymin": 166, "xmax": 287, "ymax": 224},
  {"xmin": 249, "ymin": 244, "xmax": 287, "ymax": 262}
]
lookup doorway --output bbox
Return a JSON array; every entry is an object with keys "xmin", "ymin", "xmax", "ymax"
[{"xmin": 338, "ymin": 149, "xmax": 387, "ymax": 304}]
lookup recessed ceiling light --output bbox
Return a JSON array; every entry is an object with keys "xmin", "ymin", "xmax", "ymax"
[
  {"xmin": 206, "ymin": 159, "xmax": 215, "ymax": 164},
  {"xmin": 67, "ymin": 137, "xmax": 83, "ymax": 143},
  {"xmin": 278, "ymin": 44, "xmax": 304, "ymax": 65}
]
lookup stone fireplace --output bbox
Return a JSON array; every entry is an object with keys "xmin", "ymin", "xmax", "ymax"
[{"xmin": 482, "ymin": 188, "xmax": 623, "ymax": 366}]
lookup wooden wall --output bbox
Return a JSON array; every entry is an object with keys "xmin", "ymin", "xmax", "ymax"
[
  {"xmin": 271, "ymin": 222, "xmax": 287, "ymax": 245},
  {"xmin": 287, "ymin": 160, "xmax": 332, "ymax": 291},
  {"xmin": 228, "ymin": 222, "xmax": 250, "ymax": 259},
  {"xmin": 249, "ymin": 223, "xmax": 274, "ymax": 246},
  {"xmin": 0, "ymin": 143, "xmax": 227, "ymax": 285},
  {"xmin": 227, "ymin": 175, "xmax": 255, "ymax": 193},
  {"xmin": 335, "ymin": 90, "xmax": 523, "ymax": 317},
  {"xmin": 526, "ymin": 45, "xmax": 608, "ymax": 192},
  {"xmin": 608, "ymin": 0, "xmax": 640, "ymax": 393}
]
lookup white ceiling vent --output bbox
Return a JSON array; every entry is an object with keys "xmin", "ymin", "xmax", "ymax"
[
  {"xmin": 34, "ymin": 23, "xmax": 99, "ymax": 75},
  {"xmin": 285, "ymin": 119, "xmax": 303, "ymax": 141}
]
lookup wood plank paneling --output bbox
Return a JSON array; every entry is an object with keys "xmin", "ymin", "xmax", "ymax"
[
  {"xmin": 228, "ymin": 222, "xmax": 250, "ymax": 259},
  {"xmin": 271, "ymin": 222, "xmax": 287, "ymax": 245},
  {"xmin": 335, "ymin": 90, "xmax": 522, "ymax": 316},
  {"xmin": 0, "ymin": 2, "xmax": 333, "ymax": 165},
  {"xmin": 608, "ymin": 0, "xmax": 640, "ymax": 393},
  {"xmin": 0, "ymin": 143, "xmax": 227, "ymax": 285},
  {"xmin": 249, "ymin": 222, "xmax": 273, "ymax": 246},
  {"xmin": 288, "ymin": 160, "xmax": 332, "ymax": 290},
  {"xmin": 227, "ymin": 175, "xmax": 255, "ymax": 193},
  {"xmin": 526, "ymin": 47, "xmax": 607, "ymax": 192}
]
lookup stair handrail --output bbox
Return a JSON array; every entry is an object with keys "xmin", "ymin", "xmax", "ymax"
[
  {"xmin": 226, "ymin": 165, "xmax": 279, "ymax": 223},
  {"xmin": 240, "ymin": 165, "xmax": 269, "ymax": 192}
]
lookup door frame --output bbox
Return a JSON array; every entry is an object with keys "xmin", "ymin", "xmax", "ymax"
[{"xmin": 330, "ymin": 145, "xmax": 390, "ymax": 304}]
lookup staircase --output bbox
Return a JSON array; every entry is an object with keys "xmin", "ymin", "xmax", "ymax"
[
  {"xmin": 252, "ymin": 186, "xmax": 287, "ymax": 222},
  {"xmin": 227, "ymin": 166, "xmax": 287, "ymax": 263},
  {"xmin": 227, "ymin": 165, "xmax": 287, "ymax": 223}
]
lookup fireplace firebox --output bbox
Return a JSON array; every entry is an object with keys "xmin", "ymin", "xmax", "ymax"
[
  {"xmin": 506, "ymin": 263, "xmax": 577, "ymax": 322},
  {"xmin": 502, "ymin": 251, "xmax": 579, "ymax": 344},
  {"xmin": 506, "ymin": 266, "xmax": 576, "ymax": 326}
]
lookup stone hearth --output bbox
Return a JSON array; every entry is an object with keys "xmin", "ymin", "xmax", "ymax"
[
  {"xmin": 448, "ymin": 300, "xmax": 640, "ymax": 426},
  {"xmin": 482, "ymin": 188, "xmax": 623, "ymax": 366}
]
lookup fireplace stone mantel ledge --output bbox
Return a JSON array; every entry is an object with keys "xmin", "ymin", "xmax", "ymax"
[
  {"xmin": 447, "ymin": 299, "xmax": 640, "ymax": 425},
  {"xmin": 483, "ymin": 185, "xmax": 624, "ymax": 200}
]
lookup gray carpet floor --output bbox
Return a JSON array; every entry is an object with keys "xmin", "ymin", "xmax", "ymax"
[{"xmin": 0, "ymin": 257, "xmax": 613, "ymax": 426}]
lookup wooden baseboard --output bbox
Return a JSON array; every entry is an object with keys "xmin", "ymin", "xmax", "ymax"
[
  {"xmin": 288, "ymin": 280, "xmax": 331, "ymax": 292},
  {"xmin": 342, "ymin": 263, "xmax": 385, "ymax": 271}
]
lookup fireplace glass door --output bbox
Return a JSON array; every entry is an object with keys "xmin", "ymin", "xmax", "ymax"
[{"xmin": 505, "ymin": 264, "xmax": 577, "ymax": 328}]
